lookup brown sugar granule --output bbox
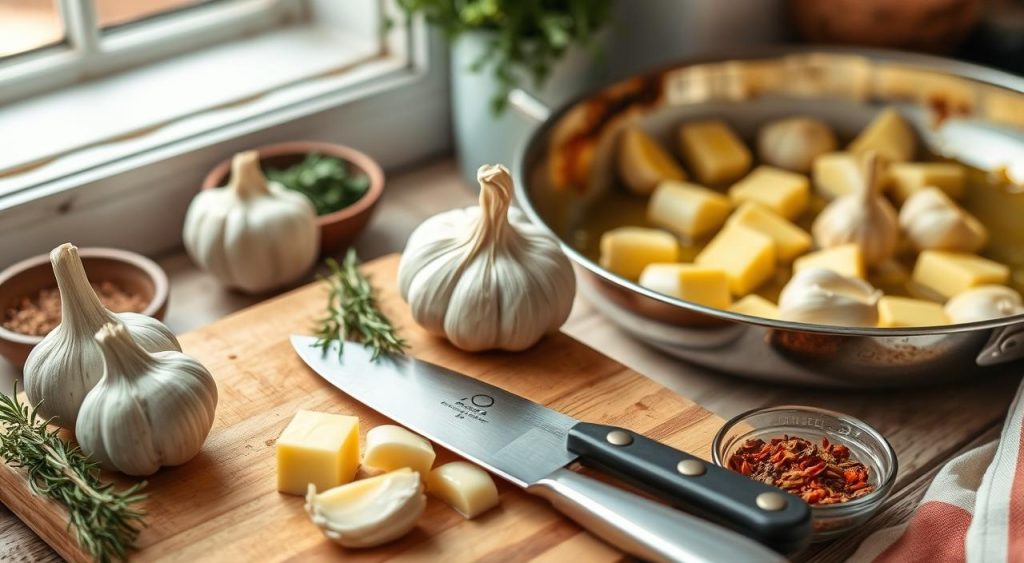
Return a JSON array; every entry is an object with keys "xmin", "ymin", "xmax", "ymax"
[{"xmin": 2, "ymin": 281, "xmax": 148, "ymax": 336}]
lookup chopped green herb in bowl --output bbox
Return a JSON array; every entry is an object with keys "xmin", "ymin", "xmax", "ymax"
[{"xmin": 266, "ymin": 154, "xmax": 371, "ymax": 216}]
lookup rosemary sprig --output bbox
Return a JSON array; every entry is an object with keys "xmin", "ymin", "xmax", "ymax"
[
  {"xmin": 314, "ymin": 249, "xmax": 408, "ymax": 361},
  {"xmin": 0, "ymin": 387, "xmax": 147, "ymax": 563}
]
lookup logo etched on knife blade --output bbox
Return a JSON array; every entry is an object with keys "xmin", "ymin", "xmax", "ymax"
[{"xmin": 441, "ymin": 394, "xmax": 494, "ymax": 423}]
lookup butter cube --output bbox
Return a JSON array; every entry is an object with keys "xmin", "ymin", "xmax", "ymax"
[
  {"xmin": 729, "ymin": 294, "xmax": 780, "ymax": 319},
  {"xmin": 599, "ymin": 227, "xmax": 679, "ymax": 280},
  {"xmin": 878, "ymin": 296, "xmax": 949, "ymax": 327},
  {"xmin": 618, "ymin": 127, "xmax": 687, "ymax": 195},
  {"xmin": 276, "ymin": 410, "xmax": 360, "ymax": 496},
  {"xmin": 647, "ymin": 181, "xmax": 731, "ymax": 239},
  {"xmin": 639, "ymin": 263, "xmax": 732, "ymax": 309},
  {"xmin": 848, "ymin": 107, "xmax": 916, "ymax": 162},
  {"xmin": 427, "ymin": 461, "xmax": 500, "ymax": 519},
  {"xmin": 793, "ymin": 244, "xmax": 865, "ymax": 278},
  {"xmin": 813, "ymin": 152, "xmax": 861, "ymax": 199},
  {"xmin": 362, "ymin": 425, "xmax": 436, "ymax": 478},
  {"xmin": 912, "ymin": 250, "xmax": 1010, "ymax": 298},
  {"xmin": 695, "ymin": 224, "xmax": 776, "ymax": 296},
  {"xmin": 728, "ymin": 166, "xmax": 810, "ymax": 220},
  {"xmin": 726, "ymin": 202, "xmax": 812, "ymax": 263},
  {"xmin": 888, "ymin": 162, "xmax": 966, "ymax": 203},
  {"xmin": 678, "ymin": 120, "xmax": 752, "ymax": 185}
]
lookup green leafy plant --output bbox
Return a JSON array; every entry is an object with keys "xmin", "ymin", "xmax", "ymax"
[
  {"xmin": 397, "ymin": 0, "xmax": 613, "ymax": 113},
  {"xmin": 266, "ymin": 154, "xmax": 370, "ymax": 216}
]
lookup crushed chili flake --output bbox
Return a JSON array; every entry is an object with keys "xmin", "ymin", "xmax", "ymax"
[{"xmin": 727, "ymin": 435, "xmax": 875, "ymax": 505}]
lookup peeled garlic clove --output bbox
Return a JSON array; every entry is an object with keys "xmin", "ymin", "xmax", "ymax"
[
  {"xmin": 945, "ymin": 285, "xmax": 1024, "ymax": 324},
  {"xmin": 305, "ymin": 468, "xmax": 426, "ymax": 548},
  {"xmin": 757, "ymin": 117, "xmax": 838, "ymax": 173},
  {"xmin": 427, "ymin": 461, "xmax": 500, "ymax": 519},
  {"xmin": 779, "ymin": 268, "xmax": 881, "ymax": 327},
  {"xmin": 898, "ymin": 187, "xmax": 987, "ymax": 253}
]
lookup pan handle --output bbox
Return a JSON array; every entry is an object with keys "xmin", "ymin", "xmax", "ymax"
[
  {"xmin": 508, "ymin": 88, "xmax": 551, "ymax": 123},
  {"xmin": 977, "ymin": 324, "xmax": 1024, "ymax": 366}
]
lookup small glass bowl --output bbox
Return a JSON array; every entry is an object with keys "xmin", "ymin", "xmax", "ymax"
[{"xmin": 711, "ymin": 405, "xmax": 897, "ymax": 542}]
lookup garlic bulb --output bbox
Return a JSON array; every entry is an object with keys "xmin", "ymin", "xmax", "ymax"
[
  {"xmin": 24, "ymin": 244, "xmax": 180, "ymax": 427},
  {"xmin": 945, "ymin": 285, "xmax": 1024, "ymax": 324},
  {"xmin": 779, "ymin": 268, "xmax": 882, "ymax": 327},
  {"xmin": 75, "ymin": 322, "xmax": 217, "ymax": 476},
  {"xmin": 398, "ymin": 164, "xmax": 576, "ymax": 352},
  {"xmin": 812, "ymin": 152, "xmax": 899, "ymax": 266},
  {"xmin": 757, "ymin": 116, "xmax": 838, "ymax": 173},
  {"xmin": 183, "ymin": 151, "xmax": 319, "ymax": 294},
  {"xmin": 305, "ymin": 468, "xmax": 426, "ymax": 548},
  {"xmin": 899, "ymin": 187, "xmax": 987, "ymax": 252}
]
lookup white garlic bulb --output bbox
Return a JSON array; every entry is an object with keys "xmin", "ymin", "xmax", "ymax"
[
  {"xmin": 779, "ymin": 268, "xmax": 882, "ymax": 327},
  {"xmin": 898, "ymin": 187, "xmax": 987, "ymax": 253},
  {"xmin": 398, "ymin": 164, "xmax": 576, "ymax": 352},
  {"xmin": 812, "ymin": 152, "xmax": 899, "ymax": 266},
  {"xmin": 76, "ymin": 322, "xmax": 217, "ymax": 476},
  {"xmin": 945, "ymin": 285, "xmax": 1024, "ymax": 324},
  {"xmin": 757, "ymin": 117, "xmax": 838, "ymax": 173},
  {"xmin": 24, "ymin": 244, "xmax": 180, "ymax": 427}
]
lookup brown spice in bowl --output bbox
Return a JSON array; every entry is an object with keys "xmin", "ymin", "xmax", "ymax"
[{"xmin": 2, "ymin": 281, "xmax": 148, "ymax": 336}]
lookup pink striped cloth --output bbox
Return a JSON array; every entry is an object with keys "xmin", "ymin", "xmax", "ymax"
[{"xmin": 849, "ymin": 380, "xmax": 1024, "ymax": 562}]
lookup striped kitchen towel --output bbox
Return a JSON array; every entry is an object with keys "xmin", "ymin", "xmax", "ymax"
[{"xmin": 849, "ymin": 380, "xmax": 1024, "ymax": 562}]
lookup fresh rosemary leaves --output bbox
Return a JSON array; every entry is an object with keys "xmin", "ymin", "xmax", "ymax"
[
  {"xmin": 314, "ymin": 249, "xmax": 407, "ymax": 361},
  {"xmin": 0, "ymin": 387, "xmax": 146, "ymax": 563}
]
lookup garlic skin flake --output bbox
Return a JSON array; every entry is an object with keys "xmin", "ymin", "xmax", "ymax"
[
  {"xmin": 24, "ymin": 244, "xmax": 180, "ymax": 427},
  {"xmin": 305, "ymin": 468, "xmax": 426, "ymax": 548},
  {"xmin": 898, "ymin": 187, "xmax": 987, "ymax": 253},
  {"xmin": 76, "ymin": 323, "xmax": 217, "ymax": 476},
  {"xmin": 758, "ymin": 116, "xmax": 838, "ymax": 173},
  {"xmin": 398, "ymin": 164, "xmax": 576, "ymax": 352},
  {"xmin": 779, "ymin": 268, "xmax": 882, "ymax": 327},
  {"xmin": 945, "ymin": 285, "xmax": 1024, "ymax": 324}
]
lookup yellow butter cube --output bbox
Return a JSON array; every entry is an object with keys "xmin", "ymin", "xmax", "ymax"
[
  {"xmin": 647, "ymin": 181, "xmax": 731, "ymax": 239},
  {"xmin": 678, "ymin": 120, "xmax": 752, "ymax": 185},
  {"xmin": 618, "ymin": 127, "xmax": 687, "ymax": 195},
  {"xmin": 639, "ymin": 263, "xmax": 732, "ymax": 309},
  {"xmin": 877, "ymin": 296, "xmax": 949, "ymax": 327},
  {"xmin": 362, "ymin": 425, "xmax": 436, "ymax": 478},
  {"xmin": 726, "ymin": 202, "xmax": 812, "ymax": 263},
  {"xmin": 695, "ymin": 224, "xmax": 776, "ymax": 296},
  {"xmin": 276, "ymin": 410, "xmax": 360, "ymax": 496},
  {"xmin": 427, "ymin": 461, "xmax": 500, "ymax": 519},
  {"xmin": 793, "ymin": 244, "xmax": 865, "ymax": 278},
  {"xmin": 599, "ymin": 227, "xmax": 679, "ymax": 280},
  {"xmin": 848, "ymin": 107, "xmax": 916, "ymax": 163},
  {"xmin": 888, "ymin": 162, "xmax": 966, "ymax": 203},
  {"xmin": 729, "ymin": 294, "xmax": 780, "ymax": 319},
  {"xmin": 812, "ymin": 152, "xmax": 861, "ymax": 199},
  {"xmin": 728, "ymin": 166, "xmax": 810, "ymax": 220},
  {"xmin": 912, "ymin": 250, "xmax": 1010, "ymax": 298}
]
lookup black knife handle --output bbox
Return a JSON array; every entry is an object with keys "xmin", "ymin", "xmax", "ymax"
[{"xmin": 567, "ymin": 422, "xmax": 812, "ymax": 554}]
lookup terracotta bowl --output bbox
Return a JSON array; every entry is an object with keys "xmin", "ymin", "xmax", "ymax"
[
  {"xmin": 201, "ymin": 142, "xmax": 385, "ymax": 255},
  {"xmin": 0, "ymin": 248, "xmax": 170, "ymax": 369}
]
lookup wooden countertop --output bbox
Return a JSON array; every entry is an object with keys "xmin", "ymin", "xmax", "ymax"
[{"xmin": 1, "ymin": 159, "xmax": 1019, "ymax": 562}]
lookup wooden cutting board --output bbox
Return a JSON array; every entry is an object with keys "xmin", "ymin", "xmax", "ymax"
[{"xmin": 0, "ymin": 254, "xmax": 725, "ymax": 562}]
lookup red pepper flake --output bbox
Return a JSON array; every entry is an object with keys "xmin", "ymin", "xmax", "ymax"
[{"xmin": 726, "ymin": 435, "xmax": 876, "ymax": 505}]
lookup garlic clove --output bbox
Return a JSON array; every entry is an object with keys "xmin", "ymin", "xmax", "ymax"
[
  {"xmin": 757, "ymin": 117, "xmax": 838, "ymax": 173},
  {"xmin": 305, "ymin": 468, "xmax": 426, "ymax": 548},
  {"xmin": 945, "ymin": 285, "xmax": 1024, "ymax": 324},
  {"xmin": 617, "ymin": 127, "xmax": 686, "ymax": 195},
  {"xmin": 779, "ymin": 268, "xmax": 882, "ymax": 327},
  {"xmin": 898, "ymin": 187, "xmax": 987, "ymax": 253}
]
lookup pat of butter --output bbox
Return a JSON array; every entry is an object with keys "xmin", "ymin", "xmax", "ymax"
[
  {"xmin": 647, "ymin": 180, "xmax": 731, "ymax": 239},
  {"xmin": 877, "ymin": 296, "xmax": 949, "ymax": 327},
  {"xmin": 427, "ymin": 461, "xmax": 500, "ymax": 519},
  {"xmin": 599, "ymin": 227, "xmax": 680, "ymax": 280},
  {"xmin": 812, "ymin": 152, "xmax": 860, "ymax": 199},
  {"xmin": 726, "ymin": 202, "xmax": 812, "ymax": 263},
  {"xmin": 848, "ymin": 107, "xmax": 916, "ymax": 163},
  {"xmin": 887, "ymin": 162, "xmax": 965, "ymax": 203},
  {"xmin": 639, "ymin": 263, "xmax": 732, "ymax": 309},
  {"xmin": 362, "ymin": 425, "xmax": 436, "ymax": 478},
  {"xmin": 793, "ymin": 244, "xmax": 865, "ymax": 279},
  {"xmin": 678, "ymin": 120, "xmax": 752, "ymax": 185},
  {"xmin": 277, "ymin": 410, "xmax": 360, "ymax": 496},
  {"xmin": 729, "ymin": 294, "xmax": 780, "ymax": 319},
  {"xmin": 912, "ymin": 250, "xmax": 1010, "ymax": 298},
  {"xmin": 728, "ymin": 166, "xmax": 810, "ymax": 220},
  {"xmin": 695, "ymin": 224, "xmax": 776, "ymax": 296}
]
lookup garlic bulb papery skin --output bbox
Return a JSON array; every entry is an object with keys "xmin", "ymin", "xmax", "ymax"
[
  {"xmin": 898, "ymin": 187, "xmax": 988, "ymax": 253},
  {"xmin": 757, "ymin": 116, "xmax": 838, "ymax": 173},
  {"xmin": 779, "ymin": 268, "xmax": 882, "ymax": 327},
  {"xmin": 945, "ymin": 285, "xmax": 1024, "ymax": 324},
  {"xmin": 183, "ymin": 151, "xmax": 319, "ymax": 294},
  {"xmin": 75, "ymin": 323, "xmax": 217, "ymax": 476},
  {"xmin": 812, "ymin": 152, "xmax": 899, "ymax": 266},
  {"xmin": 398, "ymin": 164, "xmax": 576, "ymax": 352},
  {"xmin": 23, "ymin": 244, "xmax": 180, "ymax": 428},
  {"xmin": 305, "ymin": 468, "xmax": 426, "ymax": 548}
]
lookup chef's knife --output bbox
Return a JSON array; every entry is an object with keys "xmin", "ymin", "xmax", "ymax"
[{"xmin": 291, "ymin": 337, "xmax": 808, "ymax": 561}]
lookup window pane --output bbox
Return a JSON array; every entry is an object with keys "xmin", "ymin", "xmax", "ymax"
[
  {"xmin": 95, "ymin": 0, "xmax": 220, "ymax": 29},
  {"xmin": 0, "ymin": 0, "xmax": 64, "ymax": 58}
]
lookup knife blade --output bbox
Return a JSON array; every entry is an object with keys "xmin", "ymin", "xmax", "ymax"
[{"xmin": 291, "ymin": 337, "xmax": 806, "ymax": 561}]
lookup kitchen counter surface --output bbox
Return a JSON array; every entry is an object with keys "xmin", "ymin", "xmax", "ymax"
[{"xmin": 2, "ymin": 159, "xmax": 1018, "ymax": 562}]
